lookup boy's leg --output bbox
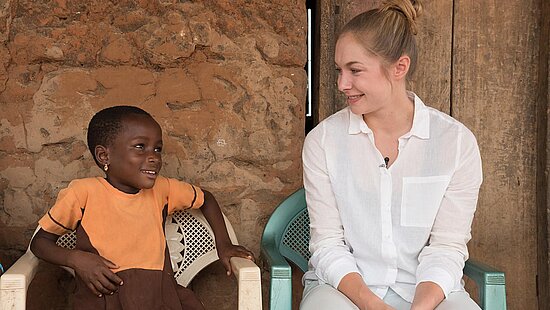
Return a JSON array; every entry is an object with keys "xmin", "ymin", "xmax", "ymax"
[{"xmin": 176, "ymin": 285, "xmax": 205, "ymax": 310}]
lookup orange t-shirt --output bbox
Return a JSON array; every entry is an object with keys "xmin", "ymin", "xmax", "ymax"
[{"xmin": 38, "ymin": 176, "xmax": 204, "ymax": 272}]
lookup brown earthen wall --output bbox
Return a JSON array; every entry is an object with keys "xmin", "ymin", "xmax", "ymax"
[{"xmin": 0, "ymin": 0, "xmax": 306, "ymax": 308}]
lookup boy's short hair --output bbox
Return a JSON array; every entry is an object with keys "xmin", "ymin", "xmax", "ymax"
[{"xmin": 87, "ymin": 105, "xmax": 152, "ymax": 166}]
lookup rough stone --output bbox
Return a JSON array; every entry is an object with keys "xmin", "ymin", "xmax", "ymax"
[
  {"xmin": 3, "ymin": 188, "xmax": 36, "ymax": 226},
  {"xmin": 0, "ymin": 166, "xmax": 36, "ymax": 188},
  {"xmin": 100, "ymin": 36, "xmax": 135, "ymax": 65}
]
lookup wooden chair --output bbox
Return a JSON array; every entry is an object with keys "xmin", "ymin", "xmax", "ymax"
[
  {"xmin": 261, "ymin": 188, "xmax": 506, "ymax": 310},
  {"xmin": 1, "ymin": 209, "xmax": 262, "ymax": 310}
]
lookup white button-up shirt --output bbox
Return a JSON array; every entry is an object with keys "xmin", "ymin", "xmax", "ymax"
[{"xmin": 302, "ymin": 93, "xmax": 482, "ymax": 302}]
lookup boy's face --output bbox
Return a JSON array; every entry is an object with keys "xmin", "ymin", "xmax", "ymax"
[{"xmin": 104, "ymin": 114, "xmax": 163, "ymax": 194}]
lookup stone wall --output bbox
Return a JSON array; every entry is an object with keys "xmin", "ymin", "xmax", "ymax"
[{"xmin": 0, "ymin": 0, "xmax": 306, "ymax": 308}]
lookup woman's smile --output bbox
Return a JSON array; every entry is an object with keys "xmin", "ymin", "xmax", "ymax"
[{"xmin": 346, "ymin": 94, "xmax": 364, "ymax": 105}]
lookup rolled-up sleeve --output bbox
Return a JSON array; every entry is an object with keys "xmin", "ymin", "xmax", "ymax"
[
  {"xmin": 165, "ymin": 177, "xmax": 205, "ymax": 213},
  {"xmin": 416, "ymin": 127, "xmax": 483, "ymax": 297},
  {"xmin": 303, "ymin": 123, "xmax": 360, "ymax": 288}
]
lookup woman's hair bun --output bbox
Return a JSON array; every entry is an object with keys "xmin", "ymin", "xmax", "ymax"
[{"xmin": 381, "ymin": 0, "xmax": 423, "ymax": 34}]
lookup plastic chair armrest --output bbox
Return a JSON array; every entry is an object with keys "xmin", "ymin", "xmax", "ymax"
[
  {"xmin": 1, "ymin": 251, "xmax": 40, "ymax": 310},
  {"xmin": 230, "ymin": 257, "xmax": 262, "ymax": 310},
  {"xmin": 463, "ymin": 259, "xmax": 506, "ymax": 310},
  {"xmin": 261, "ymin": 241, "xmax": 292, "ymax": 279},
  {"xmin": 261, "ymin": 241, "xmax": 292, "ymax": 310}
]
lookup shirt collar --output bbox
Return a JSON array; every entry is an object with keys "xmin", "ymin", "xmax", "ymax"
[
  {"xmin": 347, "ymin": 92, "xmax": 430, "ymax": 139},
  {"xmin": 404, "ymin": 92, "xmax": 430, "ymax": 139},
  {"xmin": 348, "ymin": 109, "xmax": 371, "ymax": 135}
]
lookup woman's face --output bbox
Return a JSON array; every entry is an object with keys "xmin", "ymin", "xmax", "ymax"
[{"xmin": 335, "ymin": 33, "xmax": 393, "ymax": 116}]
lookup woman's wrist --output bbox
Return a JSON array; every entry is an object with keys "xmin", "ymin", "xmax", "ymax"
[
  {"xmin": 411, "ymin": 282, "xmax": 444, "ymax": 310},
  {"xmin": 358, "ymin": 286, "xmax": 381, "ymax": 309},
  {"xmin": 338, "ymin": 273, "xmax": 384, "ymax": 310},
  {"xmin": 361, "ymin": 294, "xmax": 386, "ymax": 310}
]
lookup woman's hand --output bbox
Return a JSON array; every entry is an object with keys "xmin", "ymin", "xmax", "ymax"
[
  {"xmin": 338, "ymin": 273, "xmax": 395, "ymax": 310},
  {"xmin": 216, "ymin": 243, "xmax": 255, "ymax": 276},
  {"xmin": 361, "ymin": 298, "xmax": 395, "ymax": 310},
  {"xmin": 410, "ymin": 281, "xmax": 444, "ymax": 310},
  {"xmin": 68, "ymin": 250, "xmax": 124, "ymax": 297}
]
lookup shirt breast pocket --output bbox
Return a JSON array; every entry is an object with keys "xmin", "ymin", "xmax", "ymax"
[{"xmin": 401, "ymin": 175, "xmax": 451, "ymax": 228}]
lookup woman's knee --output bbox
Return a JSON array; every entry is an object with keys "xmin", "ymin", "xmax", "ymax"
[
  {"xmin": 300, "ymin": 282, "xmax": 358, "ymax": 310},
  {"xmin": 435, "ymin": 291, "xmax": 481, "ymax": 310}
]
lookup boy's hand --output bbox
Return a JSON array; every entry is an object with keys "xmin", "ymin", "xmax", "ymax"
[
  {"xmin": 216, "ymin": 243, "xmax": 255, "ymax": 276},
  {"xmin": 69, "ymin": 250, "xmax": 124, "ymax": 297},
  {"xmin": 30, "ymin": 229, "xmax": 123, "ymax": 297}
]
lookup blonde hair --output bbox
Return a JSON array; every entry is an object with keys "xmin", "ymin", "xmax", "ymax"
[{"xmin": 340, "ymin": 0, "xmax": 423, "ymax": 79}]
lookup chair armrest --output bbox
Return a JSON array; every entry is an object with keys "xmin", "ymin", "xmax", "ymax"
[
  {"xmin": 464, "ymin": 259, "xmax": 507, "ymax": 310},
  {"xmin": 261, "ymin": 241, "xmax": 292, "ymax": 279},
  {"xmin": 261, "ymin": 241, "xmax": 292, "ymax": 310},
  {"xmin": 230, "ymin": 257, "xmax": 262, "ymax": 310},
  {"xmin": 1, "ymin": 251, "xmax": 40, "ymax": 310}
]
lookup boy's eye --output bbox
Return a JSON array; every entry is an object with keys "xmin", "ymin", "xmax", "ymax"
[
  {"xmin": 154, "ymin": 147, "xmax": 162, "ymax": 153},
  {"xmin": 134, "ymin": 144, "xmax": 144, "ymax": 150}
]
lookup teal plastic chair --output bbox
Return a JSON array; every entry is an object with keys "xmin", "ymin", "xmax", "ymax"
[{"xmin": 261, "ymin": 188, "xmax": 507, "ymax": 310}]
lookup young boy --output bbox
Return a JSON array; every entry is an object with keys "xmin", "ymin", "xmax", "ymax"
[{"xmin": 30, "ymin": 106, "xmax": 254, "ymax": 309}]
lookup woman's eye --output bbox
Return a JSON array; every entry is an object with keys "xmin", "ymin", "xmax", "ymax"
[
  {"xmin": 351, "ymin": 68, "xmax": 361, "ymax": 74},
  {"xmin": 335, "ymin": 68, "xmax": 342, "ymax": 75}
]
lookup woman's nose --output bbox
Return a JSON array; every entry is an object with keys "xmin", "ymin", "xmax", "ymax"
[{"xmin": 337, "ymin": 73, "xmax": 351, "ymax": 92}]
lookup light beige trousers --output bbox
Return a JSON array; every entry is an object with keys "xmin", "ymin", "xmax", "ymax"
[{"xmin": 300, "ymin": 280, "xmax": 481, "ymax": 310}]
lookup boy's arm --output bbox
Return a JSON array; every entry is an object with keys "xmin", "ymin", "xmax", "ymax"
[
  {"xmin": 30, "ymin": 228, "xmax": 123, "ymax": 297},
  {"xmin": 200, "ymin": 190, "xmax": 255, "ymax": 275}
]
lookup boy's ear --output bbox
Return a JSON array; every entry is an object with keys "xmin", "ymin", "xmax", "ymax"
[
  {"xmin": 393, "ymin": 55, "xmax": 410, "ymax": 80},
  {"xmin": 95, "ymin": 145, "xmax": 110, "ymax": 165}
]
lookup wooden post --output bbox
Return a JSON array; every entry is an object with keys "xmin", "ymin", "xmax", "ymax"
[
  {"xmin": 453, "ymin": 0, "xmax": 540, "ymax": 308},
  {"xmin": 538, "ymin": 0, "xmax": 550, "ymax": 308}
]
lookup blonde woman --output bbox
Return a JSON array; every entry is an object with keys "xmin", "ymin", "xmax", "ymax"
[{"xmin": 301, "ymin": 1, "xmax": 482, "ymax": 309}]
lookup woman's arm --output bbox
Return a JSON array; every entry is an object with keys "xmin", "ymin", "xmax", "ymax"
[
  {"xmin": 303, "ymin": 124, "xmax": 381, "ymax": 308},
  {"xmin": 30, "ymin": 228, "xmax": 123, "ymax": 297},
  {"xmin": 338, "ymin": 273, "xmax": 394, "ymax": 310},
  {"xmin": 414, "ymin": 128, "xmax": 482, "ymax": 305},
  {"xmin": 410, "ymin": 282, "xmax": 444, "ymax": 310}
]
